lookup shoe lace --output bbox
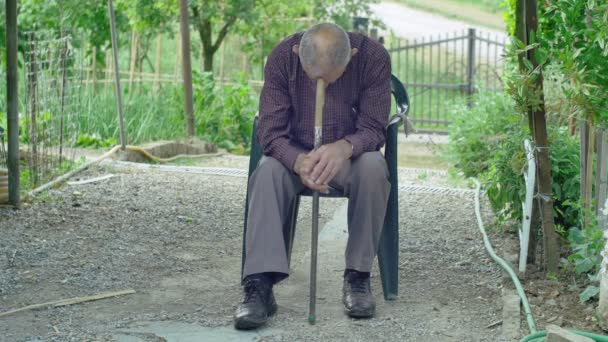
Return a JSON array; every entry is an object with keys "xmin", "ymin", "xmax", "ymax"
[
  {"xmin": 243, "ymin": 280, "xmax": 265, "ymax": 304},
  {"xmin": 349, "ymin": 275, "xmax": 369, "ymax": 294}
]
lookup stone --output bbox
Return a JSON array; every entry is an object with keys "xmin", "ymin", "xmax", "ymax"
[{"xmin": 546, "ymin": 325, "xmax": 594, "ymax": 342}]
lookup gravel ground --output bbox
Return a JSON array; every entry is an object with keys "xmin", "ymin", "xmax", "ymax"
[{"xmin": 1, "ymin": 160, "xmax": 508, "ymax": 341}]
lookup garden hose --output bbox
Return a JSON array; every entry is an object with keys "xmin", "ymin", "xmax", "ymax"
[
  {"xmin": 472, "ymin": 179, "xmax": 608, "ymax": 342},
  {"xmin": 519, "ymin": 330, "xmax": 608, "ymax": 342},
  {"xmin": 26, "ymin": 145, "xmax": 220, "ymax": 199}
]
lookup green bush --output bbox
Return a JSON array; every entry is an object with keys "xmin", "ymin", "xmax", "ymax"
[
  {"xmin": 449, "ymin": 91, "xmax": 581, "ymax": 227},
  {"xmin": 191, "ymin": 71, "xmax": 256, "ymax": 154},
  {"xmin": 448, "ymin": 90, "xmax": 523, "ymax": 178}
]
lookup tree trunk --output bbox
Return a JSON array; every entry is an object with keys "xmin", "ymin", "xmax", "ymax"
[
  {"xmin": 179, "ymin": 0, "xmax": 195, "ymax": 137},
  {"xmin": 192, "ymin": 5, "xmax": 236, "ymax": 74},
  {"xmin": 203, "ymin": 49, "xmax": 214, "ymax": 72}
]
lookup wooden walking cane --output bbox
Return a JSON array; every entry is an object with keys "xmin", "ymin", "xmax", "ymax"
[{"xmin": 309, "ymin": 79, "xmax": 325, "ymax": 324}]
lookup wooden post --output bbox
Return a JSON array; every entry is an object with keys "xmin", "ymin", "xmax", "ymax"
[
  {"xmin": 27, "ymin": 34, "xmax": 39, "ymax": 186},
  {"xmin": 58, "ymin": 34, "xmax": 68, "ymax": 165},
  {"xmin": 175, "ymin": 30, "xmax": 181, "ymax": 81},
  {"xmin": 128, "ymin": 30, "xmax": 137, "ymax": 93},
  {"xmin": 179, "ymin": 0, "xmax": 195, "ymax": 137},
  {"xmin": 91, "ymin": 46, "xmax": 97, "ymax": 92},
  {"xmin": 6, "ymin": 0, "xmax": 19, "ymax": 206},
  {"xmin": 525, "ymin": 0, "xmax": 558, "ymax": 273},
  {"xmin": 105, "ymin": 49, "xmax": 112, "ymax": 89},
  {"xmin": 581, "ymin": 120, "xmax": 589, "ymax": 212},
  {"xmin": 597, "ymin": 130, "xmax": 608, "ymax": 231},
  {"xmin": 108, "ymin": 0, "xmax": 127, "ymax": 149},
  {"xmin": 154, "ymin": 34, "xmax": 163, "ymax": 96},
  {"xmin": 584, "ymin": 124, "xmax": 595, "ymax": 226},
  {"xmin": 466, "ymin": 28, "xmax": 476, "ymax": 107},
  {"xmin": 516, "ymin": 0, "xmax": 539, "ymax": 264}
]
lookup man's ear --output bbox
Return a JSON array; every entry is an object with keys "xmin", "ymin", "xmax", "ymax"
[
  {"xmin": 292, "ymin": 45, "xmax": 300, "ymax": 55},
  {"xmin": 351, "ymin": 48, "xmax": 359, "ymax": 57}
]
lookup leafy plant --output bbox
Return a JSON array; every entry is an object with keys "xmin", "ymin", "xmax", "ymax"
[
  {"xmin": 191, "ymin": 71, "xmax": 255, "ymax": 154},
  {"xmin": 567, "ymin": 209, "xmax": 604, "ymax": 303},
  {"xmin": 448, "ymin": 90, "xmax": 522, "ymax": 178},
  {"xmin": 76, "ymin": 133, "xmax": 117, "ymax": 148}
]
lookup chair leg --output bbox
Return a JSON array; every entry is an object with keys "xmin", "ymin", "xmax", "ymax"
[
  {"xmin": 378, "ymin": 192, "xmax": 399, "ymax": 300},
  {"xmin": 241, "ymin": 191, "xmax": 250, "ymax": 282},
  {"xmin": 286, "ymin": 196, "xmax": 301, "ymax": 268}
]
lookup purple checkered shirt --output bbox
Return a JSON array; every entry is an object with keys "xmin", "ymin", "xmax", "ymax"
[{"xmin": 258, "ymin": 32, "xmax": 392, "ymax": 171}]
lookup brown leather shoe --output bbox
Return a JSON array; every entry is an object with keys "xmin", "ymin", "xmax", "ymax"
[
  {"xmin": 342, "ymin": 271, "xmax": 375, "ymax": 318},
  {"xmin": 234, "ymin": 276, "xmax": 278, "ymax": 329}
]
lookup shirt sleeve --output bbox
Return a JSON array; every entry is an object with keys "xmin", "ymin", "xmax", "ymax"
[
  {"xmin": 344, "ymin": 47, "xmax": 392, "ymax": 158},
  {"xmin": 257, "ymin": 46, "xmax": 307, "ymax": 172}
]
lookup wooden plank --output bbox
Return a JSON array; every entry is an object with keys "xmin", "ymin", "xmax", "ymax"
[{"xmin": 581, "ymin": 121, "xmax": 588, "ymax": 211}]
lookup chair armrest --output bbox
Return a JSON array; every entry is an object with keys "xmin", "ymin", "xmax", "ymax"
[{"xmin": 387, "ymin": 105, "xmax": 414, "ymax": 138}]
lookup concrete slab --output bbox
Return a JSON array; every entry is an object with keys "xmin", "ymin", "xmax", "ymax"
[
  {"xmin": 546, "ymin": 325, "xmax": 594, "ymax": 342},
  {"xmin": 114, "ymin": 321, "xmax": 281, "ymax": 342},
  {"xmin": 112, "ymin": 202, "xmax": 350, "ymax": 341},
  {"xmin": 275, "ymin": 201, "xmax": 349, "ymax": 319},
  {"xmin": 502, "ymin": 288, "xmax": 521, "ymax": 342}
]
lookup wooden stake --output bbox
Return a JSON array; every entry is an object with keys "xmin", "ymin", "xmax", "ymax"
[
  {"xmin": 0, "ymin": 289, "xmax": 135, "ymax": 318},
  {"xmin": 154, "ymin": 34, "xmax": 163, "ymax": 96},
  {"xmin": 175, "ymin": 30, "xmax": 182, "ymax": 81},
  {"xmin": 91, "ymin": 46, "xmax": 97, "ymax": 92},
  {"xmin": 584, "ymin": 124, "xmax": 595, "ymax": 227},
  {"xmin": 6, "ymin": 0, "xmax": 20, "ymax": 206},
  {"xmin": 128, "ymin": 30, "xmax": 137, "ymax": 93},
  {"xmin": 596, "ymin": 130, "xmax": 608, "ymax": 230}
]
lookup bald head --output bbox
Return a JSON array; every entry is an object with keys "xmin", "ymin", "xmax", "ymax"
[{"xmin": 294, "ymin": 23, "xmax": 357, "ymax": 83}]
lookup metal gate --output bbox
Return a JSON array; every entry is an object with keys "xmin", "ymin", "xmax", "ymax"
[{"xmin": 389, "ymin": 28, "xmax": 506, "ymax": 132}]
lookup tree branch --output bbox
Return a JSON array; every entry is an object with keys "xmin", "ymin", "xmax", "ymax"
[{"xmin": 211, "ymin": 17, "xmax": 236, "ymax": 54}]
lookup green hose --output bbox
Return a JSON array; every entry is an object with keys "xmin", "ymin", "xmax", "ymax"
[
  {"xmin": 472, "ymin": 179, "xmax": 537, "ymax": 332},
  {"xmin": 519, "ymin": 330, "xmax": 608, "ymax": 342},
  {"xmin": 472, "ymin": 179, "xmax": 608, "ymax": 342}
]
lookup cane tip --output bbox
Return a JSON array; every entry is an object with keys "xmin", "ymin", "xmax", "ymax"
[{"xmin": 308, "ymin": 314, "xmax": 316, "ymax": 325}]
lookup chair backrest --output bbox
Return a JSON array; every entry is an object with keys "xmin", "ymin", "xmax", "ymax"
[{"xmin": 390, "ymin": 74, "xmax": 409, "ymax": 115}]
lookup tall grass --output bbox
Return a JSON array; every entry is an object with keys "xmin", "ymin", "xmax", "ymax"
[{"xmin": 78, "ymin": 84, "xmax": 186, "ymax": 145}]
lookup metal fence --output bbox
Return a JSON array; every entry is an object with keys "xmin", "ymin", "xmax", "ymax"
[
  {"xmin": 389, "ymin": 28, "xmax": 506, "ymax": 132},
  {"xmin": 23, "ymin": 30, "xmax": 84, "ymax": 188}
]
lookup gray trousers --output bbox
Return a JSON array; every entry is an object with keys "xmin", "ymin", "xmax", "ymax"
[{"xmin": 243, "ymin": 152, "xmax": 391, "ymax": 283}]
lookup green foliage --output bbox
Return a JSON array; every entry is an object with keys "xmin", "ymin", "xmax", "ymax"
[
  {"xmin": 448, "ymin": 91, "xmax": 522, "ymax": 178},
  {"xmin": 568, "ymin": 221, "xmax": 603, "ymax": 275},
  {"xmin": 449, "ymin": 91, "xmax": 581, "ymax": 226},
  {"xmin": 500, "ymin": 0, "xmax": 516, "ymax": 35},
  {"xmin": 541, "ymin": 0, "xmax": 608, "ymax": 127},
  {"xmin": 76, "ymin": 134, "xmax": 117, "ymax": 148},
  {"xmin": 78, "ymin": 84, "xmax": 185, "ymax": 145},
  {"xmin": 190, "ymin": 71, "xmax": 256, "ymax": 154},
  {"xmin": 313, "ymin": 0, "xmax": 382, "ymax": 30},
  {"xmin": 567, "ymin": 209, "xmax": 604, "ymax": 303}
]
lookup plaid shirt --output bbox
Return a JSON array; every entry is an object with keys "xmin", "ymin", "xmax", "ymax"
[{"xmin": 258, "ymin": 32, "xmax": 392, "ymax": 171}]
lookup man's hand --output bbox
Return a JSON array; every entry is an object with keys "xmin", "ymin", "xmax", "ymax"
[
  {"xmin": 308, "ymin": 139, "xmax": 352, "ymax": 189},
  {"xmin": 294, "ymin": 153, "xmax": 329, "ymax": 193}
]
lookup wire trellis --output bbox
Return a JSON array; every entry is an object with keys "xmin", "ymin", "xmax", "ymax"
[{"xmin": 23, "ymin": 30, "xmax": 84, "ymax": 188}]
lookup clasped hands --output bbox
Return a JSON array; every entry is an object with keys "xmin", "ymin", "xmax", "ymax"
[{"xmin": 294, "ymin": 139, "xmax": 353, "ymax": 193}]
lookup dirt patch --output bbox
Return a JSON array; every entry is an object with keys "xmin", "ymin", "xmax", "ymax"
[
  {"xmin": 490, "ymin": 229, "xmax": 604, "ymax": 336},
  {"xmin": 1, "ymin": 153, "xmax": 601, "ymax": 341}
]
